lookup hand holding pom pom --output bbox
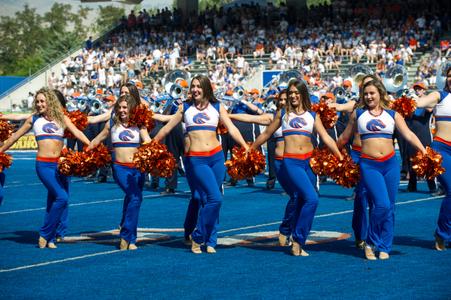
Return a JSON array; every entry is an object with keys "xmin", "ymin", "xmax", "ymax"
[{"xmin": 411, "ymin": 147, "xmax": 445, "ymax": 180}]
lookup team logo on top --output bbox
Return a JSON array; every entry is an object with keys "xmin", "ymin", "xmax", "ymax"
[
  {"xmin": 119, "ymin": 130, "xmax": 135, "ymax": 141},
  {"xmin": 42, "ymin": 123, "xmax": 59, "ymax": 133},
  {"xmin": 289, "ymin": 117, "xmax": 307, "ymax": 128},
  {"xmin": 193, "ymin": 112, "xmax": 210, "ymax": 124},
  {"xmin": 366, "ymin": 119, "xmax": 386, "ymax": 131}
]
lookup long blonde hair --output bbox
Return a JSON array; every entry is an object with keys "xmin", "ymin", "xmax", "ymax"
[
  {"xmin": 33, "ymin": 88, "xmax": 65, "ymax": 127},
  {"xmin": 357, "ymin": 80, "xmax": 391, "ymax": 110}
]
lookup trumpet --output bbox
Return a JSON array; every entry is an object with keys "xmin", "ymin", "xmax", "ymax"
[{"xmin": 383, "ymin": 65, "xmax": 408, "ymax": 94}]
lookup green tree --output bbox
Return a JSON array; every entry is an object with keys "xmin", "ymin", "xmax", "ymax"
[{"xmin": 95, "ymin": 5, "xmax": 125, "ymax": 34}]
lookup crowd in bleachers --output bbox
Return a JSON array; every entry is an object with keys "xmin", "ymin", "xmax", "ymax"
[{"xmin": 36, "ymin": 0, "xmax": 450, "ymax": 111}]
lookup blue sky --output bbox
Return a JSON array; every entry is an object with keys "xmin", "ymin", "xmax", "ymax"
[{"xmin": 0, "ymin": 0, "xmax": 173, "ymax": 17}]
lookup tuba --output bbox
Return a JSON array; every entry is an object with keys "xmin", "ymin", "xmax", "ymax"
[
  {"xmin": 436, "ymin": 60, "xmax": 451, "ymax": 91},
  {"xmin": 347, "ymin": 64, "xmax": 374, "ymax": 94},
  {"xmin": 278, "ymin": 70, "xmax": 303, "ymax": 89},
  {"xmin": 89, "ymin": 98, "xmax": 109, "ymax": 115},
  {"xmin": 383, "ymin": 65, "xmax": 408, "ymax": 94},
  {"xmin": 162, "ymin": 69, "xmax": 190, "ymax": 99},
  {"xmin": 221, "ymin": 86, "xmax": 245, "ymax": 110}
]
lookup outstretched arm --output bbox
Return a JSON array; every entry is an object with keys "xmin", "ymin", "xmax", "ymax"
[
  {"xmin": 140, "ymin": 127, "xmax": 152, "ymax": 144},
  {"xmin": 415, "ymin": 91, "xmax": 440, "ymax": 109},
  {"xmin": 64, "ymin": 116, "xmax": 90, "ymax": 145},
  {"xmin": 0, "ymin": 112, "xmax": 32, "ymax": 121},
  {"xmin": 328, "ymin": 100, "xmax": 356, "ymax": 113},
  {"xmin": 0, "ymin": 117, "xmax": 33, "ymax": 152},
  {"xmin": 152, "ymin": 113, "xmax": 174, "ymax": 123},
  {"xmin": 219, "ymin": 105, "xmax": 249, "ymax": 150},
  {"xmin": 229, "ymin": 113, "xmax": 274, "ymax": 125},
  {"xmin": 88, "ymin": 122, "xmax": 110, "ymax": 150},
  {"xmin": 153, "ymin": 105, "xmax": 183, "ymax": 142},
  {"xmin": 251, "ymin": 110, "xmax": 282, "ymax": 150},
  {"xmin": 88, "ymin": 108, "xmax": 112, "ymax": 124}
]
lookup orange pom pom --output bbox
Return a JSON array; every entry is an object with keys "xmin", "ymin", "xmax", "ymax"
[
  {"xmin": 225, "ymin": 146, "xmax": 266, "ymax": 180},
  {"xmin": 0, "ymin": 152, "xmax": 13, "ymax": 172},
  {"xmin": 216, "ymin": 121, "xmax": 228, "ymax": 135},
  {"xmin": 58, "ymin": 145, "xmax": 111, "ymax": 177},
  {"xmin": 133, "ymin": 141, "xmax": 176, "ymax": 178},
  {"xmin": 411, "ymin": 147, "xmax": 445, "ymax": 180},
  {"xmin": 0, "ymin": 120, "xmax": 14, "ymax": 142},
  {"xmin": 390, "ymin": 95, "xmax": 416, "ymax": 119},
  {"xmin": 312, "ymin": 101, "xmax": 338, "ymax": 129},
  {"xmin": 330, "ymin": 150, "xmax": 360, "ymax": 188},
  {"xmin": 310, "ymin": 148, "xmax": 359, "ymax": 188},
  {"xmin": 129, "ymin": 104, "xmax": 155, "ymax": 131},
  {"xmin": 64, "ymin": 110, "xmax": 88, "ymax": 139}
]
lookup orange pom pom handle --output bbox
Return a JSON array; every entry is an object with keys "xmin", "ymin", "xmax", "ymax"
[
  {"xmin": 312, "ymin": 101, "xmax": 338, "ymax": 129},
  {"xmin": 411, "ymin": 147, "xmax": 445, "ymax": 180}
]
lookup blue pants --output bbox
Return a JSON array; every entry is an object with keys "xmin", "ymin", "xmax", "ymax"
[
  {"xmin": 182, "ymin": 157, "xmax": 216, "ymax": 243},
  {"xmin": 281, "ymin": 157, "xmax": 318, "ymax": 245},
  {"xmin": 36, "ymin": 161, "xmax": 69, "ymax": 242},
  {"xmin": 112, "ymin": 163, "xmax": 144, "ymax": 244},
  {"xmin": 432, "ymin": 139, "xmax": 451, "ymax": 242},
  {"xmin": 276, "ymin": 159, "xmax": 296, "ymax": 237},
  {"xmin": 0, "ymin": 172, "xmax": 5, "ymax": 206},
  {"xmin": 185, "ymin": 150, "xmax": 225, "ymax": 247},
  {"xmin": 360, "ymin": 154, "xmax": 400, "ymax": 253},
  {"xmin": 350, "ymin": 149, "xmax": 368, "ymax": 242}
]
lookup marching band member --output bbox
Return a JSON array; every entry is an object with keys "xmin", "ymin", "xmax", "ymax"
[
  {"xmin": 88, "ymin": 94, "xmax": 152, "ymax": 250},
  {"xmin": 338, "ymin": 80, "xmax": 426, "ymax": 260},
  {"xmin": 252, "ymin": 80, "xmax": 343, "ymax": 256},
  {"xmin": 154, "ymin": 74, "xmax": 248, "ymax": 254},
  {"xmin": 414, "ymin": 65, "xmax": 451, "ymax": 251},
  {"xmin": 0, "ymin": 88, "xmax": 90, "ymax": 249}
]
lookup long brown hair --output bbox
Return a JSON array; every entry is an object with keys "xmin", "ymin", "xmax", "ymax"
[
  {"xmin": 286, "ymin": 80, "xmax": 311, "ymax": 115},
  {"xmin": 113, "ymin": 94, "xmax": 138, "ymax": 126},
  {"xmin": 187, "ymin": 74, "xmax": 218, "ymax": 104},
  {"xmin": 33, "ymin": 88, "xmax": 65, "ymax": 127},
  {"xmin": 358, "ymin": 80, "xmax": 391, "ymax": 110}
]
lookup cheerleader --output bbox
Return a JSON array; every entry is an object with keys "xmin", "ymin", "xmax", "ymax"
[
  {"xmin": 338, "ymin": 80, "xmax": 426, "ymax": 260},
  {"xmin": 88, "ymin": 94, "xmax": 151, "ymax": 250},
  {"xmin": 154, "ymin": 75, "xmax": 248, "ymax": 254},
  {"xmin": 230, "ymin": 90, "xmax": 294, "ymax": 246},
  {"xmin": 0, "ymin": 88, "xmax": 90, "ymax": 249},
  {"xmin": 252, "ymin": 80, "xmax": 343, "ymax": 256},
  {"xmin": 414, "ymin": 65, "xmax": 451, "ymax": 251}
]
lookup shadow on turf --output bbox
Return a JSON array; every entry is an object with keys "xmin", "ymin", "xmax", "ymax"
[{"xmin": 0, "ymin": 230, "xmax": 39, "ymax": 245}]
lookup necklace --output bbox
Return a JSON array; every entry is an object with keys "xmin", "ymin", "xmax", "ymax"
[{"xmin": 368, "ymin": 108, "xmax": 383, "ymax": 117}]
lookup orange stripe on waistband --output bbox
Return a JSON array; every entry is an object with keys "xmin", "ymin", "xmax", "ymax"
[
  {"xmin": 351, "ymin": 145, "xmax": 362, "ymax": 152},
  {"xmin": 275, "ymin": 156, "xmax": 283, "ymax": 161},
  {"xmin": 185, "ymin": 145, "xmax": 222, "ymax": 157},
  {"xmin": 434, "ymin": 136, "xmax": 451, "ymax": 147},
  {"xmin": 114, "ymin": 161, "xmax": 135, "ymax": 168},
  {"xmin": 283, "ymin": 151, "xmax": 313, "ymax": 160},
  {"xmin": 36, "ymin": 156, "xmax": 59, "ymax": 163},
  {"xmin": 361, "ymin": 151, "xmax": 395, "ymax": 162}
]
